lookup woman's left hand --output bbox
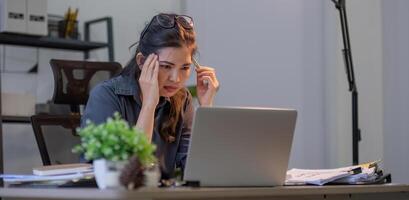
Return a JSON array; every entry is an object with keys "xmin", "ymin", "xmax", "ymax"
[{"xmin": 196, "ymin": 66, "xmax": 219, "ymax": 106}]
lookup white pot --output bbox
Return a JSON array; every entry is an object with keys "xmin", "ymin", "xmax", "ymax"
[
  {"xmin": 143, "ymin": 163, "xmax": 160, "ymax": 187},
  {"xmin": 93, "ymin": 159, "xmax": 126, "ymax": 189}
]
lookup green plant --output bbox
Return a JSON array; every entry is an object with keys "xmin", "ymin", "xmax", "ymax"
[
  {"xmin": 187, "ymin": 85, "xmax": 197, "ymax": 98},
  {"xmin": 72, "ymin": 112, "xmax": 156, "ymax": 165}
]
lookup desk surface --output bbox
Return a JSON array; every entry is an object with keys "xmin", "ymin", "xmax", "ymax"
[{"xmin": 0, "ymin": 184, "xmax": 409, "ymax": 200}]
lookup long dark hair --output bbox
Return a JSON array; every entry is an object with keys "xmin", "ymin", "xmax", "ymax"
[{"xmin": 122, "ymin": 13, "xmax": 197, "ymax": 140}]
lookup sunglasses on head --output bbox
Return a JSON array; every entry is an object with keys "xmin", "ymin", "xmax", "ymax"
[{"xmin": 140, "ymin": 14, "xmax": 194, "ymax": 41}]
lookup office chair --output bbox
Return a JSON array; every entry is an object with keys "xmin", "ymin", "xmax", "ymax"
[
  {"xmin": 50, "ymin": 59, "xmax": 122, "ymax": 113},
  {"xmin": 31, "ymin": 59, "xmax": 122, "ymax": 165},
  {"xmin": 31, "ymin": 114, "xmax": 81, "ymax": 165}
]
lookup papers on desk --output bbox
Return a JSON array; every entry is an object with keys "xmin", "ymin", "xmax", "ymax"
[
  {"xmin": 0, "ymin": 163, "xmax": 94, "ymax": 184},
  {"xmin": 0, "ymin": 172, "xmax": 94, "ymax": 183},
  {"xmin": 332, "ymin": 166, "xmax": 378, "ymax": 184},
  {"xmin": 285, "ymin": 160, "xmax": 381, "ymax": 186}
]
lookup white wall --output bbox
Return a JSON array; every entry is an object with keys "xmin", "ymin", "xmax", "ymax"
[
  {"xmin": 186, "ymin": 0, "xmax": 327, "ymax": 169},
  {"xmin": 186, "ymin": 0, "xmax": 387, "ymax": 170},
  {"xmin": 382, "ymin": 0, "xmax": 409, "ymax": 184}
]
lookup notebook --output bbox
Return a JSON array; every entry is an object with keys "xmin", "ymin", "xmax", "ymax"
[{"xmin": 32, "ymin": 163, "xmax": 92, "ymax": 176}]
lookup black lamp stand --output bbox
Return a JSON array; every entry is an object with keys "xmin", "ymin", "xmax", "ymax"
[{"xmin": 331, "ymin": 0, "xmax": 362, "ymax": 165}]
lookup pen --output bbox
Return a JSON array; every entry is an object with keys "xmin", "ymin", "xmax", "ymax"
[
  {"xmin": 192, "ymin": 57, "xmax": 200, "ymax": 70},
  {"xmin": 192, "ymin": 58, "xmax": 209, "ymax": 86}
]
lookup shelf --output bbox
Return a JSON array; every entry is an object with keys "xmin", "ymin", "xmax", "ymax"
[
  {"xmin": 0, "ymin": 33, "xmax": 108, "ymax": 51},
  {"xmin": 0, "ymin": 17, "xmax": 114, "ymax": 180},
  {"xmin": 1, "ymin": 115, "xmax": 31, "ymax": 124}
]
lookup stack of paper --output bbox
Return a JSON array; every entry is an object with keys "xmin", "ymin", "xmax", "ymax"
[
  {"xmin": 285, "ymin": 160, "xmax": 381, "ymax": 186},
  {"xmin": 0, "ymin": 172, "xmax": 94, "ymax": 183},
  {"xmin": 285, "ymin": 166, "xmax": 360, "ymax": 186},
  {"xmin": 332, "ymin": 166, "xmax": 378, "ymax": 184},
  {"xmin": 0, "ymin": 163, "xmax": 93, "ymax": 184}
]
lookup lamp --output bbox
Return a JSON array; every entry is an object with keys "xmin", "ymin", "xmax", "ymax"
[{"xmin": 331, "ymin": 0, "xmax": 362, "ymax": 165}]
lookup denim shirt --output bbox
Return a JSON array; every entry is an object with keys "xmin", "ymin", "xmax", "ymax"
[{"xmin": 81, "ymin": 73, "xmax": 194, "ymax": 178}]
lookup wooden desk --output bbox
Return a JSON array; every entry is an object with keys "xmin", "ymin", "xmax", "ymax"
[{"xmin": 0, "ymin": 184, "xmax": 408, "ymax": 200}]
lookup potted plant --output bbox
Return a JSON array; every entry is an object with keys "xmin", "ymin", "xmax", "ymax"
[{"xmin": 72, "ymin": 112, "xmax": 157, "ymax": 189}]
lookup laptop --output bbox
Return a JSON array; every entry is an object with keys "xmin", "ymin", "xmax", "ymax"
[{"xmin": 184, "ymin": 106, "xmax": 297, "ymax": 187}]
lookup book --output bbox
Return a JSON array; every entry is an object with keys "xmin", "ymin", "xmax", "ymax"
[{"xmin": 32, "ymin": 163, "xmax": 92, "ymax": 176}]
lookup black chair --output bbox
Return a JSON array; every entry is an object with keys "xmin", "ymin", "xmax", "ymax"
[
  {"xmin": 50, "ymin": 59, "xmax": 122, "ymax": 113},
  {"xmin": 31, "ymin": 114, "xmax": 81, "ymax": 165},
  {"xmin": 31, "ymin": 59, "xmax": 122, "ymax": 165}
]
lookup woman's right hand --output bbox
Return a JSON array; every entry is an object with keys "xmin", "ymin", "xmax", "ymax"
[{"xmin": 138, "ymin": 53, "xmax": 160, "ymax": 109}]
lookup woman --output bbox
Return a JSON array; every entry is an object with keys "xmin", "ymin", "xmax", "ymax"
[{"xmin": 82, "ymin": 13, "xmax": 219, "ymax": 177}]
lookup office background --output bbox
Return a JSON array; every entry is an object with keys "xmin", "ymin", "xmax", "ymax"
[{"xmin": 1, "ymin": 0, "xmax": 408, "ymax": 184}]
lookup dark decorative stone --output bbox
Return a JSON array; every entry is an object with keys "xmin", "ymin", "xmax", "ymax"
[{"xmin": 119, "ymin": 155, "xmax": 145, "ymax": 190}]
